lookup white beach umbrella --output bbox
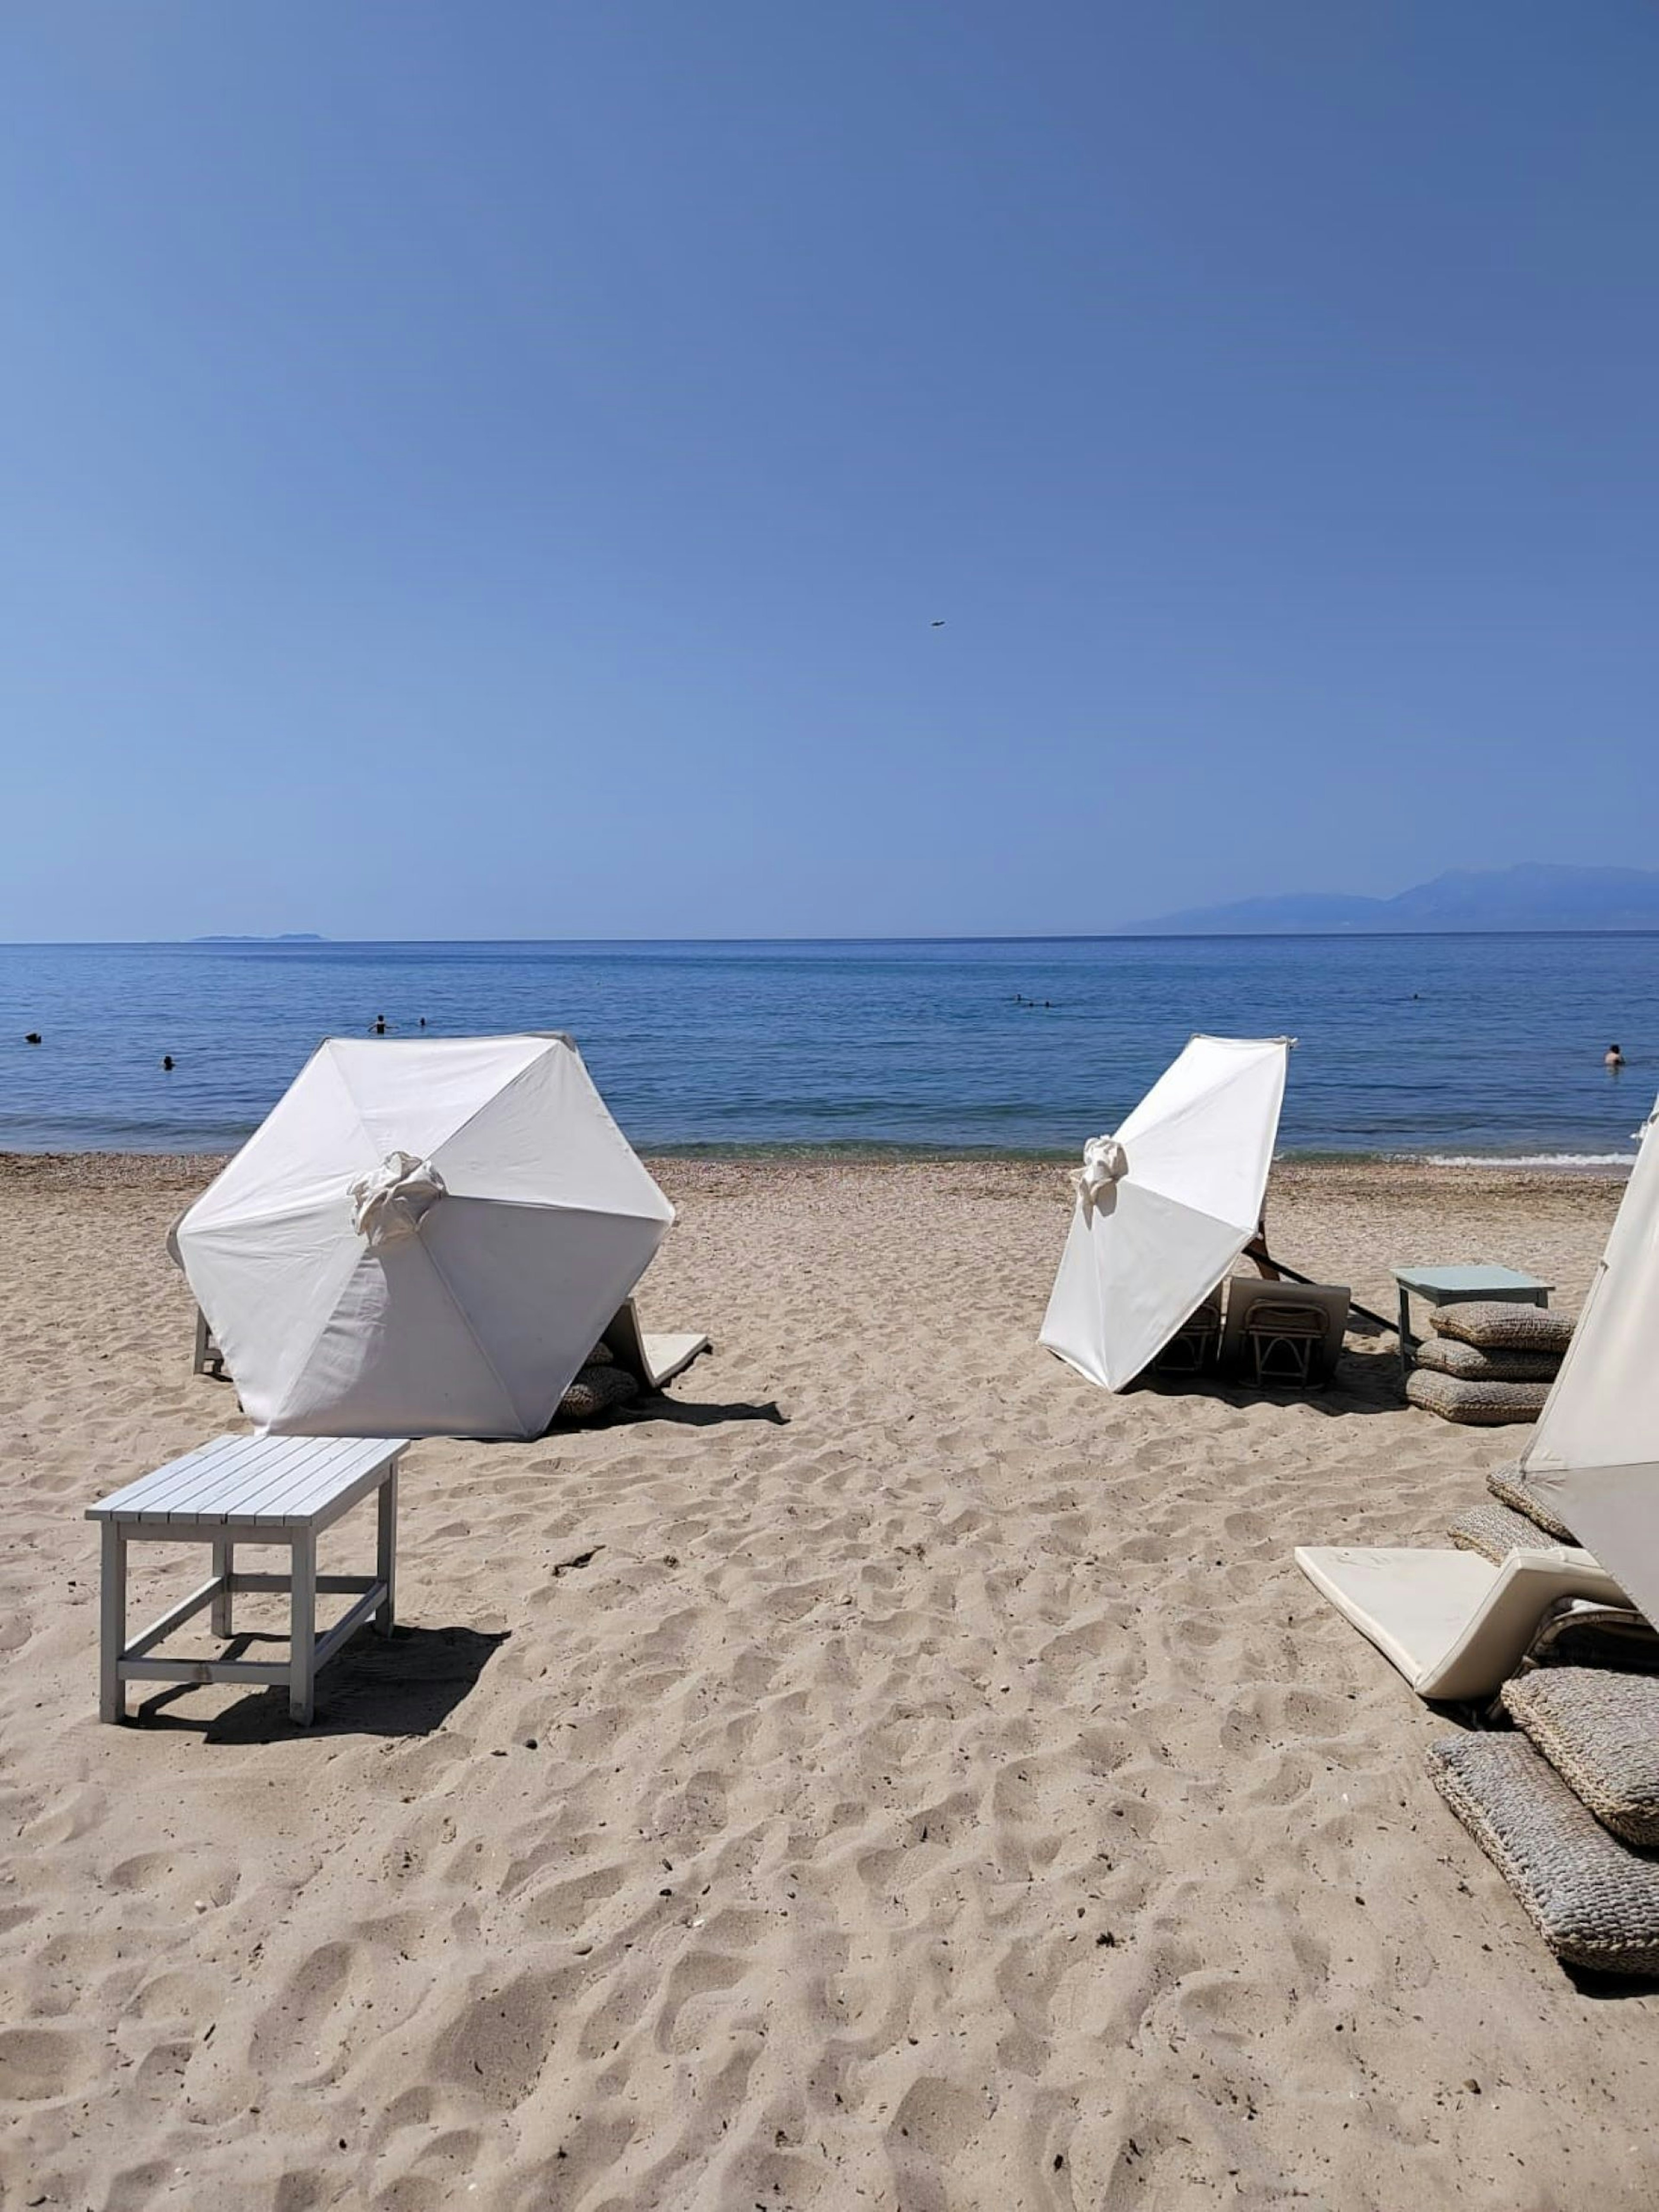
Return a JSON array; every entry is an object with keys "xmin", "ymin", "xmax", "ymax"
[
  {"xmin": 1517, "ymin": 1093, "xmax": 1659, "ymax": 1626},
  {"xmin": 1039, "ymin": 1034, "xmax": 1291, "ymax": 1391},
  {"xmin": 174, "ymin": 1034, "xmax": 674, "ymax": 1439}
]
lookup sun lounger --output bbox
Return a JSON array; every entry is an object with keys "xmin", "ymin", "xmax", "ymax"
[
  {"xmin": 1223, "ymin": 1279, "xmax": 1348, "ymax": 1386},
  {"xmin": 1294, "ymin": 1543, "xmax": 1628, "ymax": 1701},
  {"xmin": 1152, "ymin": 1294, "xmax": 1223, "ymax": 1375},
  {"xmin": 191, "ymin": 1306, "xmax": 225, "ymax": 1378},
  {"xmin": 600, "ymin": 1299, "xmax": 711, "ymax": 1392}
]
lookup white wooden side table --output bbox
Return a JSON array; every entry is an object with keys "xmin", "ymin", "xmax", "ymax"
[{"xmin": 87, "ymin": 1433, "xmax": 410, "ymax": 1725}]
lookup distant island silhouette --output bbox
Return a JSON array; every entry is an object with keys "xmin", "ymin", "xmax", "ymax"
[
  {"xmin": 193, "ymin": 933, "xmax": 327, "ymax": 943},
  {"xmin": 1120, "ymin": 863, "xmax": 1659, "ymax": 936}
]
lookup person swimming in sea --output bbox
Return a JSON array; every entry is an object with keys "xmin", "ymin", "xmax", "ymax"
[
  {"xmin": 162, "ymin": 1055, "xmax": 174, "ymax": 1071},
  {"xmin": 374, "ymin": 1014, "xmax": 387, "ymax": 1035},
  {"xmin": 1606, "ymin": 1042, "xmax": 1625, "ymax": 1068}
]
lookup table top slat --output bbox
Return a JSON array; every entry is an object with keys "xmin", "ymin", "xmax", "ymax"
[
  {"xmin": 170, "ymin": 1435, "xmax": 345, "ymax": 1523},
  {"xmin": 270, "ymin": 1448, "xmax": 407, "ymax": 1523},
  {"xmin": 87, "ymin": 1434, "xmax": 262, "ymax": 1518},
  {"xmin": 89, "ymin": 1435, "xmax": 408, "ymax": 1528},
  {"xmin": 229, "ymin": 1438, "xmax": 392, "ymax": 1521},
  {"xmin": 137, "ymin": 1435, "xmax": 327, "ymax": 1520},
  {"xmin": 1392, "ymin": 1265, "xmax": 1554, "ymax": 1296}
]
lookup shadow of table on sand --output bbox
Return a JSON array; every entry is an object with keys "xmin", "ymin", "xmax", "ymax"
[{"xmin": 133, "ymin": 1623, "xmax": 509, "ymax": 1743}]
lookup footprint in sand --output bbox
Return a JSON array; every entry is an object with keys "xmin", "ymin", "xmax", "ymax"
[{"xmin": 0, "ymin": 2024, "xmax": 92, "ymax": 2100}]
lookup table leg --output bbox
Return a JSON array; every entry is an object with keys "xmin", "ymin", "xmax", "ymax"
[
  {"xmin": 375, "ymin": 1463, "xmax": 398, "ymax": 1635},
  {"xmin": 1397, "ymin": 1286, "xmax": 1414, "ymax": 1372},
  {"xmin": 211, "ymin": 1539, "xmax": 233, "ymax": 1637},
  {"xmin": 99, "ymin": 1522, "xmax": 127, "ymax": 1724},
  {"xmin": 289, "ymin": 1528, "xmax": 317, "ymax": 1726}
]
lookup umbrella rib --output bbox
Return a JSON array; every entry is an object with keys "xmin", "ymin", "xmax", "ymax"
[
  {"xmin": 430, "ymin": 1049, "xmax": 668, "ymax": 1211},
  {"xmin": 413, "ymin": 1235, "xmax": 533, "ymax": 1438},
  {"xmin": 182, "ymin": 1190, "xmax": 350, "ymax": 1240},
  {"xmin": 324, "ymin": 1038, "xmax": 541, "ymax": 1168},
  {"xmin": 261, "ymin": 1246, "xmax": 373, "ymax": 1425},
  {"xmin": 434, "ymin": 1194, "xmax": 665, "ymax": 1222}
]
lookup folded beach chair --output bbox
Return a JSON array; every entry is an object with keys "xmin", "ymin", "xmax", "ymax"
[
  {"xmin": 1294, "ymin": 1544, "xmax": 1628, "ymax": 1702},
  {"xmin": 1223, "ymin": 1279, "xmax": 1349, "ymax": 1386}
]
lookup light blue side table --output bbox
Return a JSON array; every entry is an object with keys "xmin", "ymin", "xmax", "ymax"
[{"xmin": 1392, "ymin": 1264, "xmax": 1554, "ymax": 1373}]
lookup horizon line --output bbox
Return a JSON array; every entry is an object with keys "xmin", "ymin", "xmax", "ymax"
[{"xmin": 8, "ymin": 926, "xmax": 1659, "ymax": 949}]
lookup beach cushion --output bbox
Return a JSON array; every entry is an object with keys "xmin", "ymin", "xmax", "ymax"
[
  {"xmin": 1449, "ymin": 1500, "xmax": 1557, "ymax": 1566},
  {"xmin": 1414, "ymin": 1335, "xmax": 1562, "ymax": 1385},
  {"xmin": 1487, "ymin": 1462, "xmax": 1577, "ymax": 1543},
  {"xmin": 557, "ymin": 1363, "xmax": 639, "ymax": 1422},
  {"xmin": 1427, "ymin": 1731, "xmax": 1659, "ymax": 1975},
  {"xmin": 1407, "ymin": 1369, "xmax": 1551, "ymax": 1426},
  {"xmin": 1432, "ymin": 1302, "xmax": 1575, "ymax": 1355},
  {"xmin": 1503, "ymin": 1671, "xmax": 1659, "ymax": 1845}
]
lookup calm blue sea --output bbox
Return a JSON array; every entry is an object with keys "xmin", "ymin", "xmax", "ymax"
[{"xmin": 1, "ymin": 936, "xmax": 1654, "ymax": 1160}]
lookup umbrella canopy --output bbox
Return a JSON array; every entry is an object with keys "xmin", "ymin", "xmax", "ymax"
[
  {"xmin": 174, "ymin": 1034, "xmax": 674, "ymax": 1439},
  {"xmin": 1519, "ymin": 1093, "xmax": 1659, "ymax": 1626},
  {"xmin": 1039, "ymin": 1034, "xmax": 1291, "ymax": 1391}
]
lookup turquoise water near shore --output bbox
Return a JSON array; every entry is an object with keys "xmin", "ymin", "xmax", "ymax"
[{"xmin": 1, "ymin": 936, "xmax": 1654, "ymax": 1159}]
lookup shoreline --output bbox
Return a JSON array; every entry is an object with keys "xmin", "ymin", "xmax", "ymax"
[{"xmin": 0, "ymin": 1147, "xmax": 1637, "ymax": 1187}]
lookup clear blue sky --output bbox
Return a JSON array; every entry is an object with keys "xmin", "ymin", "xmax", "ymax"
[{"xmin": 3, "ymin": 3, "xmax": 1656, "ymax": 940}]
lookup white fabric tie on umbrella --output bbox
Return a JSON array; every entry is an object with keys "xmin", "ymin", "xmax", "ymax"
[
  {"xmin": 1040, "ymin": 1034, "xmax": 1292, "ymax": 1391},
  {"xmin": 1518, "ymin": 1093, "xmax": 1659, "ymax": 1629},
  {"xmin": 1074, "ymin": 1136, "xmax": 1129, "ymax": 1222},
  {"xmin": 349, "ymin": 1152, "xmax": 448, "ymax": 1246}
]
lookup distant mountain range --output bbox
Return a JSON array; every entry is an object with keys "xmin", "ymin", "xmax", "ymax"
[
  {"xmin": 1120, "ymin": 864, "xmax": 1659, "ymax": 936},
  {"xmin": 193, "ymin": 933, "xmax": 327, "ymax": 943}
]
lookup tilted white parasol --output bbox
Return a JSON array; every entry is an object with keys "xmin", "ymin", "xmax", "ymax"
[
  {"xmin": 1040, "ymin": 1034, "xmax": 1292, "ymax": 1391},
  {"xmin": 1516, "ymin": 1092, "xmax": 1659, "ymax": 1626},
  {"xmin": 173, "ymin": 1034, "xmax": 674, "ymax": 1439}
]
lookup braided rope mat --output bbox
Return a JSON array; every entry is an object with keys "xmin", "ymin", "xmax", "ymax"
[
  {"xmin": 1503, "ymin": 1670, "xmax": 1659, "ymax": 1846},
  {"xmin": 1433, "ymin": 1302, "xmax": 1575, "ymax": 1355},
  {"xmin": 1486, "ymin": 1462, "xmax": 1577, "ymax": 1543},
  {"xmin": 1447, "ymin": 1500, "xmax": 1557, "ymax": 1565},
  {"xmin": 1428, "ymin": 1732, "xmax": 1659, "ymax": 1975},
  {"xmin": 1407, "ymin": 1369, "xmax": 1550, "ymax": 1425},
  {"xmin": 1415, "ymin": 1334, "xmax": 1562, "ymax": 1384},
  {"xmin": 558, "ymin": 1363, "xmax": 640, "ymax": 1422}
]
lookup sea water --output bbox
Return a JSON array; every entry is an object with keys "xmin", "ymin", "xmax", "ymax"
[{"xmin": 1, "ymin": 935, "xmax": 1654, "ymax": 1159}]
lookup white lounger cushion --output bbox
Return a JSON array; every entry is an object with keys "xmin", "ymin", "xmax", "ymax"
[
  {"xmin": 640, "ymin": 1331, "xmax": 711, "ymax": 1388},
  {"xmin": 600, "ymin": 1300, "xmax": 712, "ymax": 1392},
  {"xmin": 1294, "ymin": 1544, "xmax": 1624, "ymax": 1701}
]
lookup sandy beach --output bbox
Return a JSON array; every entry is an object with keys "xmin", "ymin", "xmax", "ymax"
[{"xmin": 3, "ymin": 1152, "xmax": 1655, "ymax": 2212}]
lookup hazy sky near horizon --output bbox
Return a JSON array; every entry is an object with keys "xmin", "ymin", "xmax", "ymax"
[{"xmin": 4, "ymin": 3, "xmax": 1658, "ymax": 940}]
